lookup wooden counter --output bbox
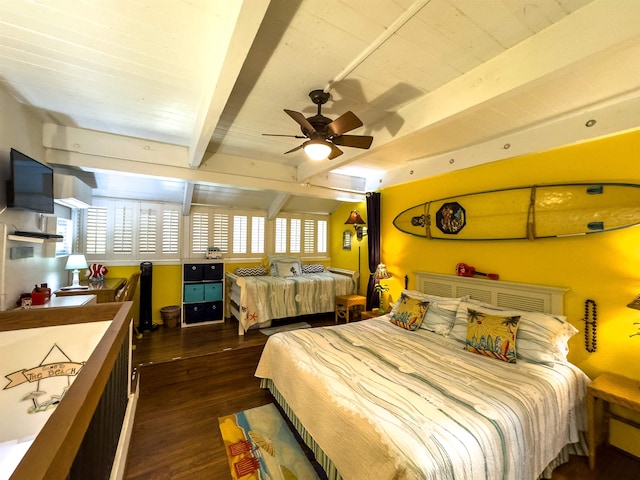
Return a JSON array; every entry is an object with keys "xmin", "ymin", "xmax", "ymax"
[{"xmin": 55, "ymin": 277, "xmax": 126, "ymax": 303}]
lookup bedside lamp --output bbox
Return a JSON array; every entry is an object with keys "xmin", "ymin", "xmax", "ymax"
[
  {"xmin": 374, "ymin": 263, "xmax": 392, "ymax": 312},
  {"xmin": 66, "ymin": 254, "xmax": 88, "ymax": 288},
  {"xmin": 627, "ymin": 294, "xmax": 640, "ymax": 310},
  {"xmin": 345, "ymin": 210, "xmax": 367, "ymax": 294}
]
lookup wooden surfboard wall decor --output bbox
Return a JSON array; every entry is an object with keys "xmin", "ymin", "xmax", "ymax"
[{"xmin": 392, "ymin": 183, "xmax": 640, "ymax": 240}]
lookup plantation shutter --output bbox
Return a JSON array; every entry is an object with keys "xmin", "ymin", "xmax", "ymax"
[
  {"xmin": 212, "ymin": 213, "xmax": 229, "ymax": 253},
  {"xmin": 251, "ymin": 216, "xmax": 265, "ymax": 254},
  {"xmin": 162, "ymin": 209, "xmax": 180, "ymax": 255},
  {"xmin": 139, "ymin": 207, "xmax": 158, "ymax": 254},
  {"xmin": 85, "ymin": 206, "xmax": 108, "ymax": 255},
  {"xmin": 113, "ymin": 205, "xmax": 134, "ymax": 254},
  {"xmin": 303, "ymin": 219, "xmax": 315, "ymax": 254},
  {"xmin": 317, "ymin": 220, "xmax": 327, "ymax": 253},
  {"xmin": 191, "ymin": 212, "xmax": 209, "ymax": 255},
  {"xmin": 275, "ymin": 218, "xmax": 287, "ymax": 253},
  {"xmin": 233, "ymin": 215, "xmax": 248, "ymax": 254},
  {"xmin": 289, "ymin": 218, "xmax": 301, "ymax": 253}
]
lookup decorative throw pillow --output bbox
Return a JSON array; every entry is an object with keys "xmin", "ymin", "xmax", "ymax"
[
  {"xmin": 235, "ymin": 267, "xmax": 267, "ymax": 277},
  {"xmin": 270, "ymin": 260, "xmax": 302, "ymax": 277},
  {"xmin": 465, "ymin": 309, "xmax": 520, "ymax": 363},
  {"xmin": 453, "ymin": 300, "xmax": 577, "ymax": 364},
  {"xmin": 389, "ymin": 294, "xmax": 430, "ymax": 331},
  {"xmin": 301, "ymin": 263, "xmax": 325, "ymax": 274},
  {"xmin": 390, "ymin": 290, "xmax": 466, "ymax": 336}
]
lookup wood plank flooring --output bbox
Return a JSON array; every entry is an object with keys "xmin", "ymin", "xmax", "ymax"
[{"xmin": 124, "ymin": 315, "xmax": 640, "ymax": 480}]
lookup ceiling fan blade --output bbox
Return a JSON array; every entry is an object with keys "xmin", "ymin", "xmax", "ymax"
[
  {"xmin": 284, "ymin": 109, "xmax": 316, "ymax": 134},
  {"xmin": 262, "ymin": 133, "xmax": 307, "ymax": 138},
  {"xmin": 327, "ymin": 144, "xmax": 343, "ymax": 160},
  {"xmin": 332, "ymin": 134, "xmax": 373, "ymax": 150},
  {"xmin": 284, "ymin": 144, "xmax": 304, "ymax": 155},
  {"xmin": 327, "ymin": 111, "xmax": 363, "ymax": 136}
]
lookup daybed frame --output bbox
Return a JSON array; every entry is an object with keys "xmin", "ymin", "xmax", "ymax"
[{"xmin": 226, "ymin": 266, "xmax": 358, "ymax": 335}]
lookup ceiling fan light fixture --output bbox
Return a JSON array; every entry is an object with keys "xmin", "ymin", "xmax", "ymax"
[{"xmin": 303, "ymin": 139, "xmax": 332, "ymax": 160}]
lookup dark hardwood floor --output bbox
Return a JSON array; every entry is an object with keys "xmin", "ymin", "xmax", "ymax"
[{"xmin": 124, "ymin": 315, "xmax": 640, "ymax": 480}]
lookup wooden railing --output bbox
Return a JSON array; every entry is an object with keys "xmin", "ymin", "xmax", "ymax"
[{"xmin": 1, "ymin": 302, "xmax": 133, "ymax": 480}]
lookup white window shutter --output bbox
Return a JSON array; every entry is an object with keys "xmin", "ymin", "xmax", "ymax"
[{"xmin": 85, "ymin": 206, "xmax": 108, "ymax": 255}]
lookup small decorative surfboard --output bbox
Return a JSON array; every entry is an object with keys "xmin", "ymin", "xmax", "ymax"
[{"xmin": 392, "ymin": 183, "xmax": 640, "ymax": 240}]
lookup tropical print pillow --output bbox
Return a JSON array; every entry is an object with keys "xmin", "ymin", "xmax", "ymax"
[
  {"xmin": 390, "ymin": 293, "xmax": 429, "ymax": 331},
  {"xmin": 465, "ymin": 308, "xmax": 520, "ymax": 363}
]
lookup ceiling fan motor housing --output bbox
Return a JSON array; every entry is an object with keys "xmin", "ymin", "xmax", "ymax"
[{"xmin": 302, "ymin": 115, "xmax": 332, "ymax": 137}]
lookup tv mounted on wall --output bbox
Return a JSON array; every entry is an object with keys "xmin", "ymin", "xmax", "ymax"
[{"xmin": 6, "ymin": 148, "xmax": 54, "ymax": 214}]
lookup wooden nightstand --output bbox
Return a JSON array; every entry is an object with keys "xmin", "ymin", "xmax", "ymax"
[{"xmin": 587, "ymin": 372, "xmax": 640, "ymax": 469}]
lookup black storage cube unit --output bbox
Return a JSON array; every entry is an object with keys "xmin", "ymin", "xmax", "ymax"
[
  {"xmin": 208, "ymin": 301, "xmax": 224, "ymax": 321},
  {"xmin": 184, "ymin": 264, "xmax": 205, "ymax": 281},
  {"xmin": 203, "ymin": 263, "xmax": 223, "ymax": 281},
  {"xmin": 184, "ymin": 303, "xmax": 206, "ymax": 324},
  {"xmin": 181, "ymin": 261, "xmax": 225, "ymax": 327}
]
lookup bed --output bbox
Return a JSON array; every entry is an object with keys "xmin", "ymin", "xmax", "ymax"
[
  {"xmin": 255, "ymin": 271, "xmax": 590, "ymax": 480},
  {"xmin": 225, "ymin": 257, "xmax": 358, "ymax": 335}
]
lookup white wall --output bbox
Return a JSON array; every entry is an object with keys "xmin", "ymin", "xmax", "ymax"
[{"xmin": 0, "ymin": 87, "xmax": 69, "ymax": 310}]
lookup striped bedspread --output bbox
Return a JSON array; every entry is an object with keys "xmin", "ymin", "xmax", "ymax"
[
  {"xmin": 238, "ymin": 271, "xmax": 355, "ymax": 332},
  {"xmin": 255, "ymin": 317, "xmax": 590, "ymax": 480}
]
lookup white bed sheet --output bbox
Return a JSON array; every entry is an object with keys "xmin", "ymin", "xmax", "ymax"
[{"xmin": 255, "ymin": 316, "xmax": 589, "ymax": 480}]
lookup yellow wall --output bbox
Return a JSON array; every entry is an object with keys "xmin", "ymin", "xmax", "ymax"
[
  {"xmin": 332, "ymin": 202, "xmax": 369, "ymax": 293},
  {"xmin": 330, "ymin": 129, "xmax": 640, "ymax": 455},
  {"xmin": 106, "ymin": 264, "xmax": 182, "ymax": 326}
]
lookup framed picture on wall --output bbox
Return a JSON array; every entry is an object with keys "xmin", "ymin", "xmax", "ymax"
[{"xmin": 342, "ymin": 230, "xmax": 352, "ymax": 250}]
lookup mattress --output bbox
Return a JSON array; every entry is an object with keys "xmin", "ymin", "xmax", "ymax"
[{"xmin": 255, "ymin": 317, "xmax": 589, "ymax": 480}]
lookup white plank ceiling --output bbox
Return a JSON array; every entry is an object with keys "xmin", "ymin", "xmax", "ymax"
[{"xmin": 2, "ymin": 0, "xmax": 640, "ymax": 214}]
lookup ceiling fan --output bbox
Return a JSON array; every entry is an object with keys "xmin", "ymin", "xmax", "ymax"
[{"xmin": 263, "ymin": 89, "xmax": 373, "ymax": 161}]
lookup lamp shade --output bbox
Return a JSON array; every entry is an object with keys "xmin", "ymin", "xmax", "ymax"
[
  {"xmin": 374, "ymin": 263, "xmax": 392, "ymax": 280},
  {"xmin": 65, "ymin": 254, "xmax": 88, "ymax": 271},
  {"xmin": 303, "ymin": 139, "xmax": 332, "ymax": 160},
  {"xmin": 628, "ymin": 294, "xmax": 640, "ymax": 310},
  {"xmin": 344, "ymin": 210, "xmax": 366, "ymax": 225}
]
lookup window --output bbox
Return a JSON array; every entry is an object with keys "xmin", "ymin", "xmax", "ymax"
[
  {"xmin": 55, "ymin": 218, "xmax": 73, "ymax": 257},
  {"xmin": 233, "ymin": 215, "xmax": 247, "ymax": 254},
  {"xmin": 189, "ymin": 208, "xmax": 267, "ymax": 259},
  {"xmin": 251, "ymin": 216, "xmax": 265, "ymax": 255},
  {"xmin": 274, "ymin": 218, "xmax": 287, "ymax": 253},
  {"xmin": 274, "ymin": 214, "xmax": 328, "ymax": 258},
  {"xmin": 81, "ymin": 199, "xmax": 181, "ymax": 262},
  {"xmin": 85, "ymin": 206, "xmax": 108, "ymax": 255},
  {"xmin": 289, "ymin": 218, "xmax": 301, "ymax": 253},
  {"xmin": 187, "ymin": 208, "xmax": 327, "ymax": 260}
]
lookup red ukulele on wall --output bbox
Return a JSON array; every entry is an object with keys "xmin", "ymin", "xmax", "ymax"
[{"xmin": 456, "ymin": 263, "xmax": 499, "ymax": 280}]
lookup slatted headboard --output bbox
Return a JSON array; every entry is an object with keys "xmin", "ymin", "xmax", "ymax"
[{"xmin": 414, "ymin": 271, "xmax": 568, "ymax": 315}]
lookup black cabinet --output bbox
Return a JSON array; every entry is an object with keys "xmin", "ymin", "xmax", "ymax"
[{"xmin": 181, "ymin": 261, "xmax": 224, "ymax": 327}]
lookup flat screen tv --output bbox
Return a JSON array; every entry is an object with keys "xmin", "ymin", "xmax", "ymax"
[{"xmin": 6, "ymin": 148, "xmax": 54, "ymax": 214}]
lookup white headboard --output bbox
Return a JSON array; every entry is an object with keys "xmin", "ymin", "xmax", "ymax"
[{"xmin": 414, "ymin": 271, "xmax": 568, "ymax": 315}]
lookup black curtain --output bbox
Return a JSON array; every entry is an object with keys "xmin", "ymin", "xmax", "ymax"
[{"xmin": 365, "ymin": 192, "xmax": 381, "ymax": 310}]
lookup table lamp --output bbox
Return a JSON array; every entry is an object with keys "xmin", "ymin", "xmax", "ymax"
[
  {"xmin": 374, "ymin": 263, "xmax": 392, "ymax": 312},
  {"xmin": 66, "ymin": 254, "xmax": 88, "ymax": 288}
]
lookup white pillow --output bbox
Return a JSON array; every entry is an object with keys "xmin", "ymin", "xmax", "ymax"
[
  {"xmin": 270, "ymin": 259, "xmax": 301, "ymax": 277},
  {"xmin": 390, "ymin": 290, "xmax": 466, "ymax": 336},
  {"xmin": 452, "ymin": 300, "xmax": 577, "ymax": 364}
]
